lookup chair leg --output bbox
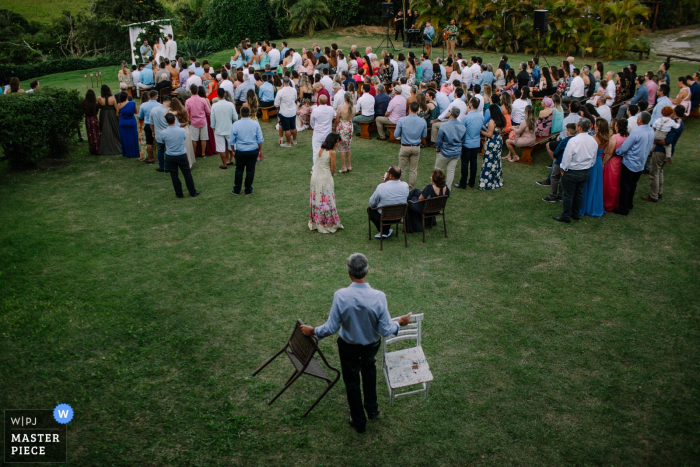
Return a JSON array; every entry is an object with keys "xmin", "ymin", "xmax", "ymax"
[
  {"xmin": 252, "ymin": 347, "xmax": 286, "ymax": 376},
  {"xmin": 302, "ymin": 374, "xmax": 340, "ymax": 417},
  {"xmin": 421, "ymin": 215, "xmax": 425, "ymax": 243},
  {"xmin": 268, "ymin": 370, "xmax": 304, "ymax": 406},
  {"xmin": 442, "ymin": 212, "xmax": 447, "ymax": 238}
]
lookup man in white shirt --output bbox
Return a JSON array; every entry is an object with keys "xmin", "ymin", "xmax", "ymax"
[
  {"xmin": 437, "ymin": 87, "xmax": 467, "ymax": 121},
  {"xmin": 554, "ymin": 118, "xmax": 598, "ymax": 223},
  {"xmin": 390, "ymin": 56, "xmax": 399, "ymax": 81},
  {"xmin": 268, "ymin": 43, "xmax": 280, "ymax": 69},
  {"xmin": 603, "ymin": 71, "xmax": 616, "ymax": 106},
  {"xmin": 332, "ymin": 82, "xmax": 345, "ymax": 111},
  {"xmin": 210, "ymin": 88, "xmax": 238, "ymax": 167},
  {"xmin": 274, "ymin": 77, "xmax": 299, "ymax": 147},
  {"xmin": 596, "ymin": 99, "xmax": 612, "ymax": 123},
  {"xmin": 352, "ymin": 84, "xmax": 376, "ymax": 135},
  {"xmin": 567, "ymin": 56, "xmax": 575, "ymax": 75},
  {"xmin": 336, "ymin": 53, "xmax": 348, "ymax": 76},
  {"xmin": 511, "ymin": 91, "xmax": 528, "ymax": 125},
  {"xmin": 289, "ymin": 48, "xmax": 302, "ymax": 72},
  {"xmin": 470, "ymin": 57, "xmax": 481, "ymax": 89},
  {"xmin": 320, "ymin": 70, "xmax": 334, "ymax": 94},
  {"xmin": 626, "ymin": 104, "xmax": 639, "ymax": 132},
  {"xmin": 219, "ymin": 72, "xmax": 234, "ymax": 96},
  {"xmin": 186, "ymin": 69, "xmax": 202, "ymax": 90},
  {"xmin": 310, "ymin": 95, "xmax": 336, "ymax": 173},
  {"xmin": 166, "ymin": 34, "xmax": 177, "ymax": 61},
  {"xmin": 562, "ymin": 68, "xmax": 585, "ymax": 112},
  {"xmin": 460, "ymin": 65, "xmax": 472, "ymax": 89}
]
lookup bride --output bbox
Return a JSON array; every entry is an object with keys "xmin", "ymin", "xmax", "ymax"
[{"xmin": 154, "ymin": 37, "xmax": 166, "ymax": 64}]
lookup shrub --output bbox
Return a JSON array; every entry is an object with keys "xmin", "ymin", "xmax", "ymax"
[
  {"xmin": 0, "ymin": 57, "xmax": 122, "ymax": 83},
  {"xmin": 195, "ymin": 0, "xmax": 279, "ymax": 50},
  {"xmin": 178, "ymin": 39, "xmax": 219, "ymax": 59},
  {"xmin": 0, "ymin": 88, "xmax": 83, "ymax": 169}
]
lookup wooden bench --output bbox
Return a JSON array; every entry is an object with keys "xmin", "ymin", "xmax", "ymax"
[
  {"xmin": 260, "ymin": 106, "xmax": 277, "ymax": 123},
  {"xmin": 518, "ymin": 133, "xmax": 560, "ymax": 165},
  {"xmin": 384, "ymin": 123, "xmax": 400, "ymax": 143},
  {"xmin": 687, "ymin": 107, "xmax": 699, "ymax": 119},
  {"xmin": 359, "ymin": 120, "xmax": 376, "ymax": 140}
]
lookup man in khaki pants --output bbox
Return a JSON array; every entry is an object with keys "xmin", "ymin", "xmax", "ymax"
[
  {"xmin": 376, "ymin": 85, "xmax": 407, "ymax": 141},
  {"xmin": 434, "ymin": 107, "xmax": 466, "ymax": 188},
  {"xmin": 393, "ymin": 101, "xmax": 427, "ymax": 189}
]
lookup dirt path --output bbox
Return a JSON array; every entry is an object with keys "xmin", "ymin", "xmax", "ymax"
[{"xmin": 649, "ymin": 26, "xmax": 700, "ymax": 62}]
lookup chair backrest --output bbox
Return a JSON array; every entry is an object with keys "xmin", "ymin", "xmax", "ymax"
[
  {"xmin": 381, "ymin": 204, "xmax": 408, "ymax": 223},
  {"xmin": 159, "ymin": 87, "xmax": 172, "ymax": 101},
  {"xmin": 423, "ymin": 196, "xmax": 448, "ymax": 215},
  {"xmin": 288, "ymin": 319, "xmax": 316, "ymax": 366},
  {"xmin": 383, "ymin": 313, "xmax": 424, "ymax": 355}
]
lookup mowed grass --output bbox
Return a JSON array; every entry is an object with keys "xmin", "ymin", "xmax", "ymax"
[{"xmin": 1, "ymin": 34, "xmax": 700, "ymax": 465}]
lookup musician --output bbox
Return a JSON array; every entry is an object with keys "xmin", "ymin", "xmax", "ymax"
[
  {"xmin": 394, "ymin": 9, "xmax": 405, "ymax": 42},
  {"xmin": 423, "ymin": 20, "xmax": 435, "ymax": 58},
  {"xmin": 406, "ymin": 10, "xmax": 414, "ymax": 44},
  {"xmin": 444, "ymin": 19, "xmax": 458, "ymax": 58}
]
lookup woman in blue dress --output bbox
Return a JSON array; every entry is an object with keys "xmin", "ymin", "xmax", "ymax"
[
  {"xmin": 479, "ymin": 105, "xmax": 506, "ymax": 190},
  {"xmin": 115, "ymin": 92, "xmax": 140, "ymax": 159},
  {"xmin": 580, "ymin": 118, "xmax": 610, "ymax": 217}
]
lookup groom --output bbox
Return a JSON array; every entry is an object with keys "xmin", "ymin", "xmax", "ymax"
[{"xmin": 166, "ymin": 34, "xmax": 178, "ymax": 62}]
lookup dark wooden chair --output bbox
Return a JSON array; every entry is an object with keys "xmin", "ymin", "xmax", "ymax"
[
  {"xmin": 409, "ymin": 196, "xmax": 449, "ymax": 243},
  {"xmin": 252, "ymin": 319, "xmax": 340, "ymax": 417},
  {"xmin": 158, "ymin": 86, "xmax": 172, "ymax": 102},
  {"xmin": 368, "ymin": 204, "xmax": 408, "ymax": 251}
]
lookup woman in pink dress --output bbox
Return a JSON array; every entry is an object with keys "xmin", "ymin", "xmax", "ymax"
[{"xmin": 602, "ymin": 118, "xmax": 628, "ymax": 212}]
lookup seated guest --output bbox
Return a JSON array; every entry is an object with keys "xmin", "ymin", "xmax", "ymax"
[
  {"xmin": 535, "ymin": 97, "xmax": 554, "ymax": 137},
  {"xmin": 376, "ymin": 85, "xmax": 407, "ymax": 141},
  {"xmin": 368, "ymin": 166, "xmax": 410, "ymax": 238},
  {"xmin": 258, "ymin": 75, "xmax": 274, "ymax": 108},
  {"xmin": 154, "ymin": 73, "xmax": 172, "ymax": 94},
  {"xmin": 596, "ymin": 98, "xmax": 612, "ymax": 123},
  {"xmin": 137, "ymin": 57, "xmax": 155, "ymax": 94},
  {"xmin": 407, "ymin": 168, "xmax": 450, "ymax": 233},
  {"xmin": 374, "ymin": 84, "xmax": 391, "ymax": 118},
  {"xmin": 352, "ymin": 84, "xmax": 375, "ymax": 135},
  {"xmin": 505, "ymin": 104, "xmax": 536, "ymax": 162}
]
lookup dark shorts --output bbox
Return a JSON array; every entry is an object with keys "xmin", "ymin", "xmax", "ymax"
[
  {"xmin": 144, "ymin": 124, "xmax": 154, "ymax": 145},
  {"xmin": 279, "ymin": 114, "xmax": 296, "ymax": 132}
]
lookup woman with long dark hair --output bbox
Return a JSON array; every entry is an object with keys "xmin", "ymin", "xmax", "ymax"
[
  {"xmin": 82, "ymin": 89, "xmax": 101, "ymax": 155},
  {"xmin": 579, "ymin": 118, "xmax": 610, "ymax": 217},
  {"xmin": 97, "ymin": 85, "xmax": 122, "ymax": 155},
  {"xmin": 603, "ymin": 118, "xmax": 627, "ymax": 212},
  {"xmin": 115, "ymin": 91, "xmax": 139, "ymax": 158},
  {"xmin": 479, "ymin": 104, "xmax": 506, "ymax": 190}
]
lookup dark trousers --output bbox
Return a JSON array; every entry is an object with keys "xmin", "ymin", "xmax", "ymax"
[
  {"xmin": 395, "ymin": 28, "xmax": 404, "ymax": 42},
  {"xmin": 458, "ymin": 146, "xmax": 479, "ymax": 188},
  {"xmin": 233, "ymin": 149, "xmax": 258, "ymax": 194},
  {"xmin": 368, "ymin": 207, "xmax": 391, "ymax": 235},
  {"xmin": 157, "ymin": 142, "xmax": 168, "ymax": 171},
  {"xmin": 618, "ymin": 164, "xmax": 642, "ymax": 215},
  {"xmin": 337, "ymin": 337, "xmax": 380, "ymax": 431},
  {"xmin": 560, "ymin": 168, "xmax": 589, "ymax": 221},
  {"xmin": 166, "ymin": 154, "xmax": 196, "ymax": 197}
]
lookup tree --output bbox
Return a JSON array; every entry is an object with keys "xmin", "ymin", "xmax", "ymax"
[
  {"xmin": 193, "ymin": 0, "xmax": 278, "ymax": 49},
  {"xmin": 93, "ymin": 0, "xmax": 166, "ymax": 24},
  {"xmin": 289, "ymin": 0, "xmax": 330, "ymax": 36}
]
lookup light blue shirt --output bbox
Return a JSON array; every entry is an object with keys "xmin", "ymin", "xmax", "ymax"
[
  {"xmin": 229, "ymin": 118, "xmax": 264, "ymax": 152},
  {"xmin": 258, "ymin": 82, "xmax": 274, "ymax": 103},
  {"xmin": 281, "ymin": 47, "xmax": 289, "ymax": 61},
  {"xmin": 394, "ymin": 114, "xmax": 427, "ymax": 145},
  {"xmin": 462, "ymin": 110, "xmax": 484, "ymax": 148},
  {"xmin": 139, "ymin": 44, "xmax": 152, "ymax": 58},
  {"xmin": 439, "ymin": 64, "xmax": 446, "ymax": 85},
  {"xmin": 140, "ymin": 65, "xmax": 154, "ymax": 86},
  {"xmin": 436, "ymin": 118, "xmax": 467, "ymax": 158},
  {"xmin": 616, "ymin": 124, "xmax": 654, "ymax": 172},
  {"xmin": 314, "ymin": 282, "xmax": 400, "ymax": 345},
  {"xmin": 161, "ymin": 125, "xmax": 187, "ymax": 155},
  {"xmin": 193, "ymin": 66, "xmax": 204, "ymax": 77},
  {"xmin": 138, "ymin": 100, "xmax": 160, "ymax": 125},
  {"xmin": 434, "ymin": 92, "xmax": 450, "ymax": 115},
  {"xmin": 477, "ymin": 71, "xmax": 494, "ymax": 89},
  {"xmin": 559, "ymin": 113, "xmax": 580, "ymax": 140},
  {"xmin": 188, "ymin": 63, "xmax": 195, "ymax": 71},
  {"xmin": 629, "ymin": 84, "xmax": 648, "ymax": 105},
  {"xmin": 424, "ymin": 26, "xmax": 434, "ymax": 40},
  {"xmin": 244, "ymin": 47, "xmax": 253, "ymax": 63},
  {"xmin": 234, "ymin": 80, "xmax": 255, "ymax": 102},
  {"xmin": 421, "ymin": 60, "xmax": 433, "ymax": 83},
  {"xmin": 650, "ymin": 96, "xmax": 671, "ymax": 127},
  {"xmin": 369, "ymin": 179, "xmax": 409, "ymax": 213},
  {"xmin": 178, "ymin": 69, "xmax": 189, "ymax": 90},
  {"xmin": 149, "ymin": 105, "xmax": 169, "ymax": 143}
]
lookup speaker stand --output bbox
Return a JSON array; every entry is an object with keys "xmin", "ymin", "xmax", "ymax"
[
  {"xmin": 535, "ymin": 30, "xmax": 550, "ymax": 67},
  {"xmin": 377, "ymin": 23, "xmax": 397, "ymax": 51}
]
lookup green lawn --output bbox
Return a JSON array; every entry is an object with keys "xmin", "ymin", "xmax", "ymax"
[{"xmin": 1, "ymin": 32, "xmax": 700, "ymax": 466}]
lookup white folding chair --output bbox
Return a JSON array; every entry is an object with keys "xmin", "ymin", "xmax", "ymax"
[{"xmin": 382, "ymin": 313, "xmax": 433, "ymax": 405}]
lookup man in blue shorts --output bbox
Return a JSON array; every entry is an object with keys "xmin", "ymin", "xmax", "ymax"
[{"xmin": 274, "ymin": 77, "xmax": 298, "ymax": 147}]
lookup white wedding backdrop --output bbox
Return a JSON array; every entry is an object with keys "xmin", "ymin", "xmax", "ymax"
[{"xmin": 126, "ymin": 19, "xmax": 174, "ymax": 65}]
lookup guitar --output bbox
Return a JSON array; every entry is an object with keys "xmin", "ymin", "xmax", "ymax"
[{"xmin": 442, "ymin": 28, "xmax": 457, "ymax": 40}]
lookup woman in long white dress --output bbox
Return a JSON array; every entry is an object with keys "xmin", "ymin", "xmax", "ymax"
[
  {"xmin": 309, "ymin": 134, "xmax": 343, "ymax": 233},
  {"xmin": 155, "ymin": 38, "xmax": 167, "ymax": 65}
]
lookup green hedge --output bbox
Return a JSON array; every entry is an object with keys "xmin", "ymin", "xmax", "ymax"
[
  {"xmin": 0, "ymin": 88, "xmax": 83, "ymax": 169},
  {"xmin": 0, "ymin": 57, "xmax": 123, "ymax": 83}
]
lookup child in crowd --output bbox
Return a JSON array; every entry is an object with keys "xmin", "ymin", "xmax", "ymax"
[{"xmin": 652, "ymin": 106, "xmax": 681, "ymax": 163}]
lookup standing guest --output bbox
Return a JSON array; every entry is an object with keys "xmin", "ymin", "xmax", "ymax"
[
  {"xmin": 376, "ymin": 86, "xmax": 407, "ymax": 141},
  {"xmin": 542, "ymin": 123, "xmax": 577, "ymax": 203},
  {"xmin": 394, "ymin": 101, "xmax": 428, "ymax": 189},
  {"xmin": 602, "ymin": 118, "xmax": 627, "ymax": 211},
  {"xmin": 185, "ymin": 84, "xmax": 211, "ymax": 157},
  {"xmin": 169, "ymin": 98, "xmax": 195, "ymax": 167},
  {"xmin": 352, "ymin": 84, "xmax": 376, "ymax": 136},
  {"xmin": 211, "ymin": 88, "xmax": 239, "ymax": 169},
  {"xmin": 138, "ymin": 90, "xmax": 161, "ymax": 165},
  {"xmin": 82, "ymin": 90, "xmax": 101, "ymax": 155},
  {"xmin": 229, "ymin": 106, "xmax": 263, "ymax": 196},
  {"xmin": 149, "ymin": 95, "xmax": 172, "ymax": 173},
  {"xmin": 613, "ymin": 111, "xmax": 654, "ymax": 215},
  {"xmin": 310, "ymin": 95, "xmax": 336, "ymax": 173},
  {"xmin": 97, "ymin": 85, "xmax": 122, "ymax": 155},
  {"xmin": 136, "ymin": 93, "xmax": 149, "ymax": 161},
  {"xmin": 644, "ymin": 71, "xmax": 657, "ymax": 107},
  {"xmin": 275, "ymin": 77, "xmax": 298, "ymax": 147},
  {"xmin": 478, "ymin": 103, "xmax": 505, "ymax": 190},
  {"xmin": 115, "ymin": 92, "xmax": 139, "ymax": 159},
  {"xmin": 553, "ymin": 118, "xmax": 598, "ymax": 223},
  {"xmin": 454, "ymin": 98, "xmax": 483, "ymax": 189},
  {"xmin": 579, "ymin": 118, "xmax": 612, "ymax": 217},
  {"xmin": 505, "ymin": 105, "xmax": 536, "ymax": 163},
  {"xmin": 335, "ymin": 92, "xmax": 355, "ymax": 173},
  {"xmin": 268, "ymin": 43, "xmax": 280, "ymax": 69},
  {"xmin": 162, "ymin": 113, "xmax": 198, "ymax": 198},
  {"xmin": 423, "ymin": 21, "xmax": 435, "ymax": 58},
  {"xmin": 300, "ymin": 253, "xmax": 412, "ymax": 433},
  {"xmin": 430, "ymin": 87, "xmax": 466, "ymax": 143},
  {"xmin": 309, "ymin": 133, "xmax": 344, "ymax": 233},
  {"xmin": 368, "ymin": 166, "xmax": 410, "ymax": 238},
  {"xmin": 650, "ymin": 84, "xmax": 672, "ymax": 127},
  {"xmin": 435, "ymin": 107, "xmax": 467, "ymax": 190},
  {"xmin": 642, "ymin": 105, "xmax": 685, "ymax": 203}
]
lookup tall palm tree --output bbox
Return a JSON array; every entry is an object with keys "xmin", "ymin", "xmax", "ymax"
[{"xmin": 289, "ymin": 0, "xmax": 331, "ymax": 36}]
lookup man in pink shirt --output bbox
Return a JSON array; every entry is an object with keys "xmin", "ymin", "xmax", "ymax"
[
  {"xmin": 376, "ymin": 85, "xmax": 407, "ymax": 140},
  {"xmin": 644, "ymin": 71, "xmax": 657, "ymax": 107},
  {"xmin": 184, "ymin": 84, "xmax": 211, "ymax": 156}
]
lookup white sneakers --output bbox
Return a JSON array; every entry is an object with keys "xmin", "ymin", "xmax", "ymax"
[
  {"xmin": 280, "ymin": 143, "xmax": 291, "ymax": 148},
  {"xmin": 374, "ymin": 229, "xmax": 394, "ymax": 239}
]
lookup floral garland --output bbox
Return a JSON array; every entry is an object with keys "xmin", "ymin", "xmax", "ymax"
[{"xmin": 132, "ymin": 20, "xmax": 171, "ymax": 60}]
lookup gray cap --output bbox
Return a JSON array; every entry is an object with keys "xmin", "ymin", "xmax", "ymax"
[{"xmin": 393, "ymin": 85, "xmax": 402, "ymax": 94}]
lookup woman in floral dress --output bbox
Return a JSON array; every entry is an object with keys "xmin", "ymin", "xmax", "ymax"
[
  {"xmin": 479, "ymin": 105, "xmax": 506, "ymax": 190},
  {"xmin": 137, "ymin": 93, "xmax": 149, "ymax": 161},
  {"xmin": 334, "ymin": 92, "xmax": 354, "ymax": 173},
  {"xmin": 309, "ymin": 134, "xmax": 344, "ymax": 234}
]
